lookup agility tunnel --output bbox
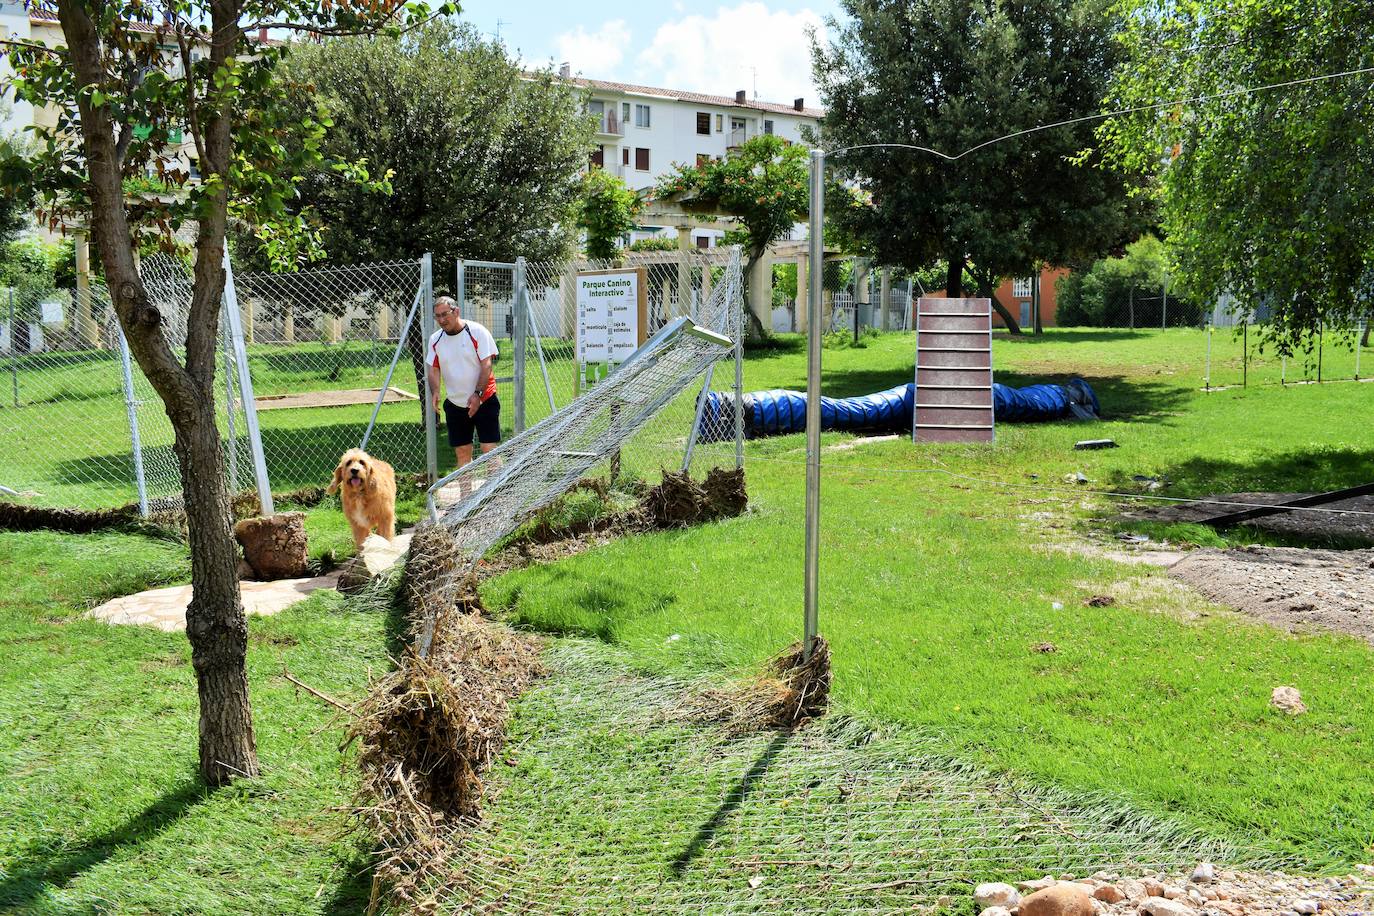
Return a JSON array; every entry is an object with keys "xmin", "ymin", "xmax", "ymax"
[{"xmin": 700, "ymin": 378, "xmax": 1098, "ymax": 440}]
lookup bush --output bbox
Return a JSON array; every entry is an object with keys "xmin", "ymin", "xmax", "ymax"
[
  {"xmin": 628, "ymin": 237, "xmax": 677, "ymax": 253},
  {"xmin": 1055, "ymin": 235, "xmax": 1195, "ymax": 327}
]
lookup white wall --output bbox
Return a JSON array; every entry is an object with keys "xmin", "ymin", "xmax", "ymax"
[{"xmin": 0, "ymin": 2, "xmax": 35, "ymax": 137}]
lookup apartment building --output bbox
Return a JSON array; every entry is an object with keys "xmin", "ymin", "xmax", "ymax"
[{"xmin": 561, "ymin": 70, "xmax": 823, "ymax": 247}]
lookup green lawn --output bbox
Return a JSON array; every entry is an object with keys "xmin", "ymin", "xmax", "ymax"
[
  {"xmin": 3, "ymin": 326, "xmax": 1373, "ymax": 913},
  {"xmin": 485, "ymin": 328, "xmax": 1374, "ymax": 867}
]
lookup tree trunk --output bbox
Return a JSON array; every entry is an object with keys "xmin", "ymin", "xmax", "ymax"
[
  {"xmin": 945, "ymin": 254, "xmax": 965, "ymax": 298},
  {"xmin": 741, "ymin": 251, "xmax": 769, "ymax": 343},
  {"xmin": 175, "ymin": 394, "xmax": 260, "ymax": 784},
  {"xmin": 1032, "ymin": 271, "xmax": 1044, "ymax": 335}
]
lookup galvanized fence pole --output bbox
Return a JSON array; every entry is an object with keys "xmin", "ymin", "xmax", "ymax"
[
  {"xmin": 803, "ymin": 149, "xmax": 824, "ymax": 661},
  {"xmin": 1161, "ymin": 276, "xmax": 1169, "ymax": 331},
  {"xmin": 1205, "ymin": 320, "xmax": 1213, "ymax": 390},
  {"xmin": 421, "ymin": 253, "xmax": 438, "ymax": 482},
  {"xmin": 116, "ymin": 327, "xmax": 150, "ymax": 517},
  {"xmin": 513, "ymin": 257, "xmax": 528, "ymax": 434},
  {"xmin": 528, "ymin": 293, "xmax": 557, "ymax": 415},
  {"xmin": 7, "ymin": 287, "xmax": 17, "ymax": 407},
  {"xmin": 1356, "ymin": 321, "xmax": 1364, "ymax": 380},
  {"xmin": 222, "ymin": 242, "xmax": 274, "ymax": 515},
  {"xmin": 1317, "ymin": 322, "xmax": 1324, "ymax": 383},
  {"xmin": 361, "ymin": 281, "xmax": 423, "ymax": 450},
  {"xmin": 221, "ymin": 328, "xmax": 240, "ymax": 494},
  {"xmin": 734, "ymin": 249, "xmax": 745, "ymax": 471},
  {"xmin": 682, "ymin": 363, "xmax": 715, "ymax": 471}
]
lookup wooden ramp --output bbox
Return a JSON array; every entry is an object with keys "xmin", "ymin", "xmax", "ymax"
[{"xmin": 913, "ymin": 297, "xmax": 994, "ymax": 443}]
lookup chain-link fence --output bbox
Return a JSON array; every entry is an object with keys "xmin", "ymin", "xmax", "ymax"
[
  {"xmin": 232, "ymin": 257, "xmax": 430, "ymax": 491},
  {"xmin": 0, "ymin": 259, "xmax": 259, "ymax": 512},
  {"xmin": 1201, "ymin": 316, "xmax": 1371, "ymax": 390}
]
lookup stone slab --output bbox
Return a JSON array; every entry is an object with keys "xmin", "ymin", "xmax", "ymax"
[{"xmin": 88, "ymin": 573, "xmax": 341, "ymax": 633}]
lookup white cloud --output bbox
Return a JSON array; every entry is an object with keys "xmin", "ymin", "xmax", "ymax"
[
  {"xmin": 635, "ymin": 3, "xmax": 826, "ymax": 105},
  {"xmin": 553, "ymin": 20, "xmax": 632, "ymax": 79}
]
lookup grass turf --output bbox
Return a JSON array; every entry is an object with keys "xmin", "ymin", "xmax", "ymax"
[
  {"xmin": 3, "ymin": 326, "xmax": 1373, "ymax": 912},
  {"xmin": 483, "ymin": 328, "xmax": 1374, "ymax": 868}
]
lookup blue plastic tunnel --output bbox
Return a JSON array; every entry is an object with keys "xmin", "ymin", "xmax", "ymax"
[{"xmin": 700, "ymin": 378, "xmax": 1098, "ymax": 441}]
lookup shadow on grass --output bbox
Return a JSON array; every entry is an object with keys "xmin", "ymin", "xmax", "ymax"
[
  {"xmin": 669, "ymin": 731, "xmax": 791, "ymax": 876},
  {"xmin": 0, "ymin": 781, "xmax": 206, "ymax": 909},
  {"xmin": 993, "ymin": 328, "xmax": 1161, "ymax": 345},
  {"xmin": 1111, "ymin": 445, "xmax": 1374, "ymax": 497}
]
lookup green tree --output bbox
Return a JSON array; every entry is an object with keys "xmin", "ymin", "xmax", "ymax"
[
  {"xmin": 0, "ymin": 100, "xmax": 30, "ymax": 244},
  {"xmin": 1056, "ymin": 234, "xmax": 1193, "ymax": 326},
  {"xmin": 578, "ymin": 168, "xmax": 642, "ymax": 261},
  {"xmin": 277, "ymin": 21, "xmax": 593, "ymax": 267},
  {"xmin": 1, "ymin": 0, "xmax": 441, "ymax": 787},
  {"xmin": 812, "ymin": 0, "xmax": 1145, "ymax": 333},
  {"xmin": 1101, "ymin": 0, "xmax": 1373, "ymax": 353},
  {"xmin": 655, "ymin": 134, "xmax": 810, "ymax": 338}
]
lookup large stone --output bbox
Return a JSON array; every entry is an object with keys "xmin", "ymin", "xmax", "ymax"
[
  {"xmin": 980, "ymin": 907, "xmax": 1012, "ymax": 916},
  {"xmin": 1271, "ymin": 686, "xmax": 1308, "ymax": 715},
  {"xmin": 1019, "ymin": 883, "xmax": 1094, "ymax": 916},
  {"xmin": 1191, "ymin": 863, "xmax": 1216, "ymax": 884},
  {"xmin": 1139, "ymin": 897, "xmax": 1195, "ymax": 916},
  {"xmin": 337, "ymin": 532, "xmax": 411, "ymax": 595},
  {"xmin": 976, "ymin": 884, "xmax": 1021, "ymax": 910},
  {"xmin": 1093, "ymin": 885, "xmax": 1127, "ymax": 904},
  {"xmin": 234, "ymin": 512, "xmax": 308, "ymax": 580}
]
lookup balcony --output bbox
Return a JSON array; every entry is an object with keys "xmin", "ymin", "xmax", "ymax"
[
  {"xmin": 726, "ymin": 126, "xmax": 755, "ymax": 148},
  {"xmin": 596, "ymin": 112, "xmax": 625, "ymax": 137}
]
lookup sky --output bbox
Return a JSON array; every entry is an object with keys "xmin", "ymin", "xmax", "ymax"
[{"xmin": 452, "ymin": 0, "xmax": 845, "ymax": 106}]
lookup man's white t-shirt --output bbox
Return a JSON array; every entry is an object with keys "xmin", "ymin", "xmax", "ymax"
[{"xmin": 429, "ymin": 321, "xmax": 498, "ymax": 406}]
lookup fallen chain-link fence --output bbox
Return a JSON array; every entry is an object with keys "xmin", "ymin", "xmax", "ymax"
[{"xmin": 426, "ymin": 638, "xmax": 1267, "ymax": 914}]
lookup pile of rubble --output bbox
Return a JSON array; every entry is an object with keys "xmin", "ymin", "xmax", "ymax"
[{"xmin": 974, "ymin": 864, "xmax": 1374, "ymax": 916}]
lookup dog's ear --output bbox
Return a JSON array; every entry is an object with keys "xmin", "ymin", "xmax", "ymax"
[
  {"xmin": 326, "ymin": 460, "xmax": 344, "ymax": 495},
  {"xmin": 361, "ymin": 458, "xmax": 378, "ymax": 492}
]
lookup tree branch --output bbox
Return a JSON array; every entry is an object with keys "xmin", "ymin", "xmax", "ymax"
[
  {"xmin": 246, "ymin": 6, "xmax": 442, "ymax": 39},
  {"xmin": 0, "ymin": 37, "xmax": 67, "ymax": 56},
  {"xmin": 177, "ymin": 31, "xmax": 210, "ymax": 166}
]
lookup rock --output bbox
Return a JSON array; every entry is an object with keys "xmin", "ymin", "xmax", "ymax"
[
  {"xmin": 1293, "ymin": 901, "xmax": 1318, "ymax": 915},
  {"xmin": 1019, "ymin": 883, "xmax": 1094, "ymax": 916},
  {"xmin": 1270, "ymin": 686, "xmax": 1308, "ymax": 715},
  {"xmin": 1164, "ymin": 886, "xmax": 1184, "ymax": 900},
  {"xmin": 1202, "ymin": 889, "xmax": 1218, "ymax": 901},
  {"xmin": 980, "ymin": 908, "xmax": 1012, "ymax": 916},
  {"xmin": 1139, "ymin": 897, "xmax": 1195, "ymax": 916},
  {"xmin": 233, "ymin": 512, "xmax": 308, "ymax": 580},
  {"xmin": 977, "ymin": 883, "xmax": 1022, "ymax": 909},
  {"xmin": 1143, "ymin": 880, "xmax": 1166, "ymax": 898},
  {"xmin": 1022, "ymin": 879, "xmax": 1059, "ymax": 894},
  {"xmin": 1186, "ymin": 889, "xmax": 1205, "ymax": 906},
  {"xmin": 1093, "ymin": 885, "xmax": 1127, "ymax": 904},
  {"xmin": 1191, "ymin": 864, "xmax": 1216, "ymax": 884},
  {"xmin": 1121, "ymin": 880, "xmax": 1148, "ymax": 902},
  {"xmin": 337, "ymin": 533, "xmax": 408, "ymax": 595},
  {"xmin": 937, "ymin": 895, "xmax": 956, "ymax": 909}
]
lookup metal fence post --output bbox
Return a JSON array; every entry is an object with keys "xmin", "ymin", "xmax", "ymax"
[
  {"xmin": 682, "ymin": 364, "xmax": 715, "ymax": 471},
  {"xmin": 803, "ymin": 149, "xmax": 824, "ymax": 662},
  {"xmin": 1161, "ymin": 275, "xmax": 1169, "ymax": 331},
  {"xmin": 1205, "ymin": 320, "xmax": 1212, "ymax": 390},
  {"xmin": 7, "ymin": 287, "xmax": 17, "ymax": 407},
  {"xmin": 116, "ymin": 328, "xmax": 150, "ymax": 517},
  {"xmin": 361, "ymin": 281, "xmax": 424, "ymax": 450},
  {"xmin": 421, "ymin": 253, "xmax": 438, "ymax": 482},
  {"xmin": 513, "ymin": 257, "xmax": 528, "ymax": 434},
  {"xmin": 1317, "ymin": 322, "xmax": 1324, "ymax": 383},
  {"xmin": 1356, "ymin": 321, "xmax": 1364, "ymax": 380},
  {"xmin": 1129, "ymin": 287, "xmax": 1135, "ymax": 330},
  {"xmin": 222, "ymin": 242, "xmax": 274, "ymax": 516}
]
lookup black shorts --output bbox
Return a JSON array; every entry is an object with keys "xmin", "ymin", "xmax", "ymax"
[{"xmin": 443, "ymin": 394, "xmax": 502, "ymax": 448}]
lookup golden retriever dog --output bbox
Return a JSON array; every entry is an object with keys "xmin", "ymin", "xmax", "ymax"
[{"xmin": 327, "ymin": 448, "xmax": 397, "ymax": 548}]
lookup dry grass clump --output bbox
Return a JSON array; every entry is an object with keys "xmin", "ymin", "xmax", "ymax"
[
  {"xmin": 349, "ymin": 543, "xmax": 543, "ymax": 910},
  {"xmin": 0, "ymin": 500, "xmax": 140, "ymax": 533},
  {"xmin": 702, "ymin": 466, "xmax": 748, "ymax": 519},
  {"xmin": 684, "ymin": 636, "xmax": 832, "ymax": 735}
]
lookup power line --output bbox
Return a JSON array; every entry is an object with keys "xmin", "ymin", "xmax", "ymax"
[{"xmin": 822, "ymin": 64, "xmax": 1374, "ymax": 162}]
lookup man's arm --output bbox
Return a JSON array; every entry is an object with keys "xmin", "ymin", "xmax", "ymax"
[
  {"xmin": 428, "ymin": 360, "xmax": 442, "ymax": 411},
  {"xmin": 468, "ymin": 355, "xmax": 494, "ymax": 417}
]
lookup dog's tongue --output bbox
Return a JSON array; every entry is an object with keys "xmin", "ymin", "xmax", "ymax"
[{"xmin": 349, "ymin": 477, "xmax": 363, "ymax": 488}]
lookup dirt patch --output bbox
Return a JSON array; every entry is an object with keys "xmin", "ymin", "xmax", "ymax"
[
  {"xmin": 0, "ymin": 500, "xmax": 142, "ymax": 533},
  {"xmin": 1127, "ymin": 492, "xmax": 1374, "ymax": 545},
  {"xmin": 254, "ymin": 385, "xmax": 417, "ymax": 411},
  {"xmin": 1170, "ymin": 546, "xmax": 1374, "ymax": 644},
  {"xmin": 702, "ymin": 466, "xmax": 748, "ymax": 519}
]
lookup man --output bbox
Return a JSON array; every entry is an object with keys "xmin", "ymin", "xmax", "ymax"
[{"xmin": 427, "ymin": 296, "xmax": 501, "ymax": 480}]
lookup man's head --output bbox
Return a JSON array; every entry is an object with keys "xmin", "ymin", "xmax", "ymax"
[{"xmin": 434, "ymin": 295, "xmax": 462, "ymax": 331}]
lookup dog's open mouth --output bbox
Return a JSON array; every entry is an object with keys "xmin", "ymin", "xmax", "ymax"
[{"xmin": 349, "ymin": 476, "xmax": 364, "ymax": 488}]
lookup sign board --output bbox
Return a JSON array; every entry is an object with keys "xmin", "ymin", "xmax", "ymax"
[
  {"xmin": 575, "ymin": 268, "xmax": 647, "ymax": 383},
  {"xmin": 40, "ymin": 298, "xmax": 65, "ymax": 326}
]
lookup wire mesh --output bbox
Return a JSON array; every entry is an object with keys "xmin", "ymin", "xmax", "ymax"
[
  {"xmin": 428, "ymin": 639, "xmax": 1261, "ymax": 914},
  {"xmin": 232, "ymin": 258, "xmax": 427, "ymax": 490},
  {"xmin": 0, "ymin": 279, "xmax": 133, "ymax": 507},
  {"xmin": 423, "ymin": 250, "xmax": 744, "ymax": 586}
]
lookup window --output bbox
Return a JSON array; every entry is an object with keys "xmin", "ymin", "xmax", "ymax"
[
  {"xmin": 763, "ymin": 119, "xmax": 774, "ymax": 135},
  {"xmin": 696, "ymin": 112, "xmax": 711, "ymax": 135},
  {"xmin": 634, "ymin": 104, "xmax": 651, "ymax": 128},
  {"xmin": 1012, "ymin": 277, "xmax": 1033, "ymax": 298},
  {"xmin": 695, "ymin": 235, "xmax": 711, "ymax": 249},
  {"xmin": 622, "ymin": 102, "xmax": 630, "ymax": 125},
  {"xmin": 622, "ymin": 147, "xmax": 630, "ymax": 166},
  {"xmin": 635, "ymin": 147, "xmax": 649, "ymax": 171},
  {"xmin": 715, "ymin": 114, "xmax": 723, "ymax": 132}
]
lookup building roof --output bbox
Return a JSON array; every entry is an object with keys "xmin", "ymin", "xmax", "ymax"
[
  {"xmin": 559, "ymin": 74, "xmax": 824, "ymax": 119},
  {"xmin": 27, "ymin": 5, "xmax": 277, "ymax": 43}
]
